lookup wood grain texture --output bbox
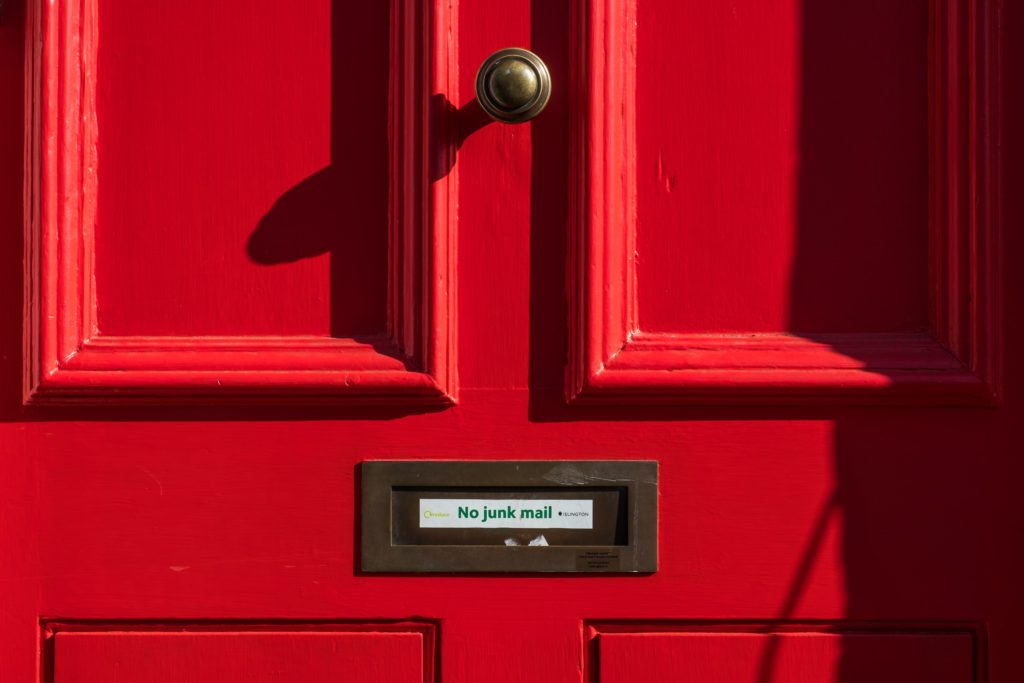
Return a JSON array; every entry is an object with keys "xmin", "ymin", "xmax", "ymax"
[
  {"xmin": 594, "ymin": 628, "xmax": 975, "ymax": 683},
  {"xmin": 23, "ymin": 0, "xmax": 457, "ymax": 404},
  {"xmin": 51, "ymin": 627, "xmax": 431, "ymax": 683},
  {"xmin": 568, "ymin": 0, "xmax": 999, "ymax": 404}
]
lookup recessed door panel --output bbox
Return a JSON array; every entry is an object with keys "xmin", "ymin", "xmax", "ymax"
[
  {"xmin": 636, "ymin": 1, "xmax": 929, "ymax": 334},
  {"xmin": 597, "ymin": 630, "xmax": 974, "ymax": 683},
  {"xmin": 53, "ymin": 630, "xmax": 428, "ymax": 683},
  {"xmin": 25, "ymin": 0, "xmax": 456, "ymax": 403},
  {"xmin": 568, "ymin": 0, "xmax": 997, "ymax": 404},
  {"xmin": 96, "ymin": 1, "xmax": 360, "ymax": 338}
]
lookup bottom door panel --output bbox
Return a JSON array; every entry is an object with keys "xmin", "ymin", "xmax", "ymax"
[
  {"xmin": 52, "ymin": 628, "xmax": 430, "ymax": 683},
  {"xmin": 596, "ymin": 629, "xmax": 975, "ymax": 683}
]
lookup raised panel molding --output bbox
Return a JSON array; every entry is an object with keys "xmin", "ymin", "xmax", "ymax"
[
  {"xmin": 585, "ymin": 622, "xmax": 980, "ymax": 683},
  {"xmin": 568, "ymin": 0, "xmax": 1001, "ymax": 404},
  {"xmin": 24, "ymin": 0, "xmax": 457, "ymax": 404},
  {"xmin": 42, "ymin": 621, "xmax": 437, "ymax": 683}
]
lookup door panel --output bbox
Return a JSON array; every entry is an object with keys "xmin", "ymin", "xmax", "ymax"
[
  {"xmin": 569, "ymin": 0, "xmax": 997, "ymax": 404},
  {"xmin": 595, "ymin": 630, "xmax": 975, "ymax": 683},
  {"xmin": 636, "ymin": 1, "xmax": 929, "ymax": 334},
  {"xmin": 95, "ymin": 1, "xmax": 348, "ymax": 338},
  {"xmin": 52, "ymin": 629, "xmax": 429, "ymax": 683},
  {"xmin": 25, "ymin": 0, "xmax": 456, "ymax": 403}
]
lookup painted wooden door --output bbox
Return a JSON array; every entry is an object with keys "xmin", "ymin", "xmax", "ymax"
[{"xmin": 0, "ymin": 0, "xmax": 1020, "ymax": 681}]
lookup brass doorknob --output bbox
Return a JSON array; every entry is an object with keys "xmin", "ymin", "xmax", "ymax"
[{"xmin": 475, "ymin": 48, "xmax": 551, "ymax": 124}]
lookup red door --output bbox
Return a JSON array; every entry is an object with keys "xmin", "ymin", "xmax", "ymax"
[{"xmin": 0, "ymin": 0, "xmax": 1020, "ymax": 681}]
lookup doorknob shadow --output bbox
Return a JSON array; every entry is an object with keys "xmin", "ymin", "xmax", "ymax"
[
  {"xmin": 456, "ymin": 97, "xmax": 495, "ymax": 146},
  {"xmin": 247, "ymin": 97, "xmax": 485, "ymax": 337},
  {"xmin": 245, "ymin": 0, "xmax": 391, "ymax": 341},
  {"xmin": 430, "ymin": 94, "xmax": 493, "ymax": 182},
  {"xmin": 244, "ymin": 3, "xmax": 486, "ymax": 377},
  {"xmin": 247, "ymin": 166, "xmax": 345, "ymax": 266},
  {"xmin": 234, "ymin": 2, "xmax": 487, "ymax": 416},
  {"xmin": 245, "ymin": 160, "xmax": 391, "ymax": 340}
]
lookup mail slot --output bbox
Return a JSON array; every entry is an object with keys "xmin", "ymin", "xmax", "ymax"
[{"xmin": 361, "ymin": 461, "xmax": 658, "ymax": 573}]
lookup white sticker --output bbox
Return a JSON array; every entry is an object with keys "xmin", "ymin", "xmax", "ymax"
[{"xmin": 419, "ymin": 499, "xmax": 594, "ymax": 529}]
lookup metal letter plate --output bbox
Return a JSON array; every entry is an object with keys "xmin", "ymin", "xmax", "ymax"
[{"xmin": 361, "ymin": 460, "xmax": 657, "ymax": 573}]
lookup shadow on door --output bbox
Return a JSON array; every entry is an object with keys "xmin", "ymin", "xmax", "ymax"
[{"xmin": 245, "ymin": 1, "xmax": 389, "ymax": 339}]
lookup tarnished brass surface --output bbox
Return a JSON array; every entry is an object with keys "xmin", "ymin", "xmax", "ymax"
[
  {"xmin": 475, "ymin": 48, "xmax": 551, "ymax": 123},
  {"xmin": 361, "ymin": 460, "xmax": 658, "ymax": 573}
]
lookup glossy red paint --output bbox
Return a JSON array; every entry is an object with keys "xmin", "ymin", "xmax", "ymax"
[
  {"xmin": 49, "ymin": 624, "xmax": 434, "ymax": 683},
  {"xmin": 568, "ymin": 0, "xmax": 999, "ymax": 404},
  {"xmin": 0, "ymin": 0, "xmax": 1019, "ymax": 682},
  {"xmin": 25, "ymin": 0, "xmax": 456, "ymax": 404},
  {"xmin": 593, "ymin": 627, "xmax": 977, "ymax": 683}
]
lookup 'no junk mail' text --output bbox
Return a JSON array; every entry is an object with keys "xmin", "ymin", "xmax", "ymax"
[{"xmin": 418, "ymin": 499, "xmax": 594, "ymax": 529}]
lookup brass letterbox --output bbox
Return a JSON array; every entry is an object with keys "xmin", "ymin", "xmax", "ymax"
[{"xmin": 361, "ymin": 460, "xmax": 658, "ymax": 573}]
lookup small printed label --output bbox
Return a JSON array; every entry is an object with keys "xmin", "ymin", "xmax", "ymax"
[
  {"xmin": 575, "ymin": 550, "xmax": 620, "ymax": 571},
  {"xmin": 419, "ymin": 499, "xmax": 594, "ymax": 529}
]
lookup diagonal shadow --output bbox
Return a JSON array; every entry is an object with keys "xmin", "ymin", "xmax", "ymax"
[
  {"xmin": 527, "ymin": 0, "xmax": 571, "ymax": 420},
  {"xmin": 247, "ymin": 1, "xmax": 489, "ymax": 341},
  {"xmin": 521, "ymin": 2, "xmax": 988, "ymax": 683},
  {"xmin": 246, "ymin": 1, "xmax": 389, "ymax": 340}
]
